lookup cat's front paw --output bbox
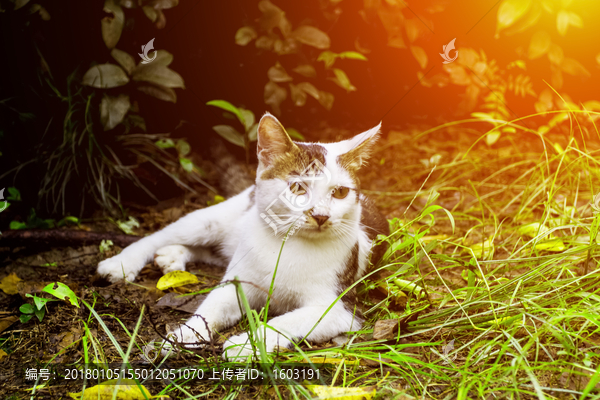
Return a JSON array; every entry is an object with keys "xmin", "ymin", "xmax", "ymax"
[
  {"xmin": 97, "ymin": 254, "xmax": 146, "ymax": 283},
  {"xmin": 222, "ymin": 331, "xmax": 291, "ymax": 361},
  {"xmin": 154, "ymin": 245, "xmax": 189, "ymax": 274},
  {"xmin": 160, "ymin": 317, "xmax": 211, "ymax": 355},
  {"xmin": 222, "ymin": 333, "xmax": 254, "ymax": 361}
]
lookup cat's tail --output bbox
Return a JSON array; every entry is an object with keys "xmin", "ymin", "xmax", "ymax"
[{"xmin": 210, "ymin": 142, "xmax": 256, "ymax": 198}]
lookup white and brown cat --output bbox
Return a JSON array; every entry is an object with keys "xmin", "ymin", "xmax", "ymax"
[{"xmin": 97, "ymin": 113, "xmax": 389, "ymax": 360}]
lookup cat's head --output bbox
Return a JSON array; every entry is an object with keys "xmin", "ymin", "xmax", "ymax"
[{"xmin": 255, "ymin": 112, "xmax": 381, "ymax": 240}]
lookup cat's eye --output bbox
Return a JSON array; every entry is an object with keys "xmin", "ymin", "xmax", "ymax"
[
  {"xmin": 332, "ymin": 187, "xmax": 350, "ymax": 199},
  {"xmin": 289, "ymin": 182, "xmax": 307, "ymax": 195}
]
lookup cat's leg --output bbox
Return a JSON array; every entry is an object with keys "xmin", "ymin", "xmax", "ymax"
[
  {"xmin": 154, "ymin": 245, "xmax": 226, "ymax": 274},
  {"xmin": 223, "ymin": 299, "xmax": 361, "ymax": 360},
  {"xmin": 163, "ymin": 280, "xmax": 261, "ymax": 351},
  {"xmin": 97, "ymin": 186, "xmax": 253, "ymax": 282}
]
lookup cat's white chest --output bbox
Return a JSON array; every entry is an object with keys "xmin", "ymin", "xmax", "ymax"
[{"xmin": 224, "ymin": 211, "xmax": 357, "ymax": 312}]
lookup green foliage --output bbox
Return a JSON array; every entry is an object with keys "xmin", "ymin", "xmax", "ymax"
[
  {"xmin": 112, "ymin": 216, "xmax": 140, "ymax": 235},
  {"xmin": 99, "ymin": 239, "xmax": 114, "ymax": 253},
  {"xmin": 207, "ymin": 99, "xmax": 305, "ymax": 161},
  {"xmin": 20, "ymin": 282, "xmax": 78, "ymax": 323},
  {"xmin": 10, "ymin": 208, "xmax": 79, "ymax": 230},
  {"xmin": 0, "ymin": 0, "xmax": 202, "ymax": 216},
  {"xmin": 8, "ymin": 190, "xmax": 79, "ymax": 229},
  {"xmin": 234, "ymin": 0, "xmax": 367, "ymax": 114}
]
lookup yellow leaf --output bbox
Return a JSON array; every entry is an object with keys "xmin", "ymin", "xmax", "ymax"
[
  {"xmin": 68, "ymin": 379, "xmax": 152, "ymax": 399},
  {"xmin": 561, "ymin": 58, "xmax": 591, "ymax": 78},
  {"xmin": 583, "ymin": 101, "xmax": 600, "ymax": 112},
  {"xmin": 468, "ymin": 238, "xmax": 494, "ymax": 259},
  {"xmin": 306, "ymin": 385, "xmax": 376, "ymax": 400},
  {"xmin": 528, "ymin": 31, "xmax": 551, "ymax": 59},
  {"xmin": 410, "ymin": 46, "xmax": 428, "ymax": 69},
  {"xmin": 485, "ymin": 131, "xmax": 501, "ymax": 146},
  {"xmin": 0, "ymin": 273, "xmax": 22, "ymax": 295},
  {"xmin": 0, "ymin": 348, "xmax": 7, "ymax": 361},
  {"xmin": 404, "ymin": 19, "xmax": 421, "ymax": 43},
  {"xmin": 156, "ymin": 271, "xmax": 199, "ymax": 291},
  {"xmin": 535, "ymin": 239, "xmax": 566, "ymax": 252},
  {"xmin": 556, "ymin": 10, "xmax": 582, "ymax": 36},
  {"xmin": 329, "ymin": 69, "xmax": 356, "ymax": 92},
  {"xmin": 547, "ymin": 44, "xmax": 564, "ymax": 65},
  {"xmin": 518, "ymin": 222, "xmax": 550, "ymax": 238},
  {"xmin": 497, "ymin": 0, "xmax": 532, "ymax": 31}
]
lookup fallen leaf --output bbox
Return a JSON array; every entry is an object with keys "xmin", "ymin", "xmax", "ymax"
[
  {"xmin": 68, "ymin": 379, "xmax": 153, "ymax": 399},
  {"xmin": 373, "ymin": 319, "xmax": 399, "ymax": 340},
  {"xmin": 535, "ymin": 238, "xmax": 566, "ymax": 252},
  {"xmin": 0, "ymin": 273, "xmax": 22, "ymax": 295},
  {"xmin": 0, "ymin": 316, "xmax": 18, "ymax": 334},
  {"xmin": 156, "ymin": 271, "xmax": 200, "ymax": 291},
  {"xmin": 307, "ymin": 385, "xmax": 376, "ymax": 400},
  {"xmin": 0, "ymin": 348, "xmax": 7, "ymax": 362}
]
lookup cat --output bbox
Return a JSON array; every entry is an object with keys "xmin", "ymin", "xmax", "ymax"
[{"xmin": 97, "ymin": 113, "xmax": 389, "ymax": 360}]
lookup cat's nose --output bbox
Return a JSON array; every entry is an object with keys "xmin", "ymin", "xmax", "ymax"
[{"xmin": 311, "ymin": 214, "xmax": 329, "ymax": 226}]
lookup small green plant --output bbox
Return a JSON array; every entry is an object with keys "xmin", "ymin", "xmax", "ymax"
[
  {"xmin": 99, "ymin": 239, "xmax": 114, "ymax": 253},
  {"xmin": 0, "ymin": 187, "xmax": 20, "ymax": 213},
  {"xmin": 8, "ymin": 188, "xmax": 80, "ymax": 229},
  {"xmin": 111, "ymin": 216, "xmax": 140, "ymax": 235},
  {"xmin": 19, "ymin": 282, "xmax": 79, "ymax": 323},
  {"xmin": 207, "ymin": 99, "xmax": 305, "ymax": 163}
]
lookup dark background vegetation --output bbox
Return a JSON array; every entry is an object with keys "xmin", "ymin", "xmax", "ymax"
[{"xmin": 1, "ymin": 0, "xmax": 600, "ymax": 219}]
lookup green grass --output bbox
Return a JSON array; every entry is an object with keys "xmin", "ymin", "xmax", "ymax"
[{"xmin": 22, "ymin": 108, "xmax": 600, "ymax": 399}]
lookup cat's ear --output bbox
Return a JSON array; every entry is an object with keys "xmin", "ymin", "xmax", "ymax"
[
  {"xmin": 257, "ymin": 112, "xmax": 297, "ymax": 167},
  {"xmin": 338, "ymin": 122, "xmax": 382, "ymax": 171}
]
